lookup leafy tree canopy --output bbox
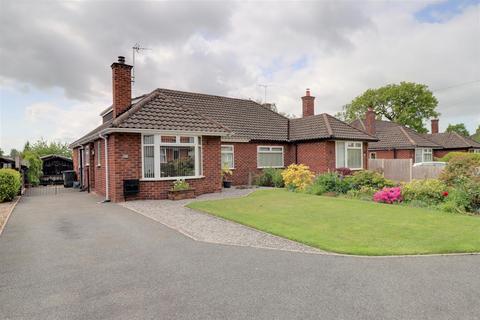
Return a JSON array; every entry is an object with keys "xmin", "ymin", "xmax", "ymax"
[
  {"xmin": 26, "ymin": 138, "xmax": 72, "ymax": 158},
  {"xmin": 446, "ymin": 123, "xmax": 470, "ymax": 137},
  {"xmin": 339, "ymin": 82, "xmax": 439, "ymax": 133},
  {"xmin": 22, "ymin": 150, "xmax": 42, "ymax": 186},
  {"xmin": 0, "ymin": 148, "xmax": 3, "ymax": 156},
  {"xmin": 471, "ymin": 125, "xmax": 480, "ymax": 142}
]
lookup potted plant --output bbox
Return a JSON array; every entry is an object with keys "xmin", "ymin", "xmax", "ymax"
[
  {"xmin": 222, "ymin": 165, "xmax": 233, "ymax": 188},
  {"xmin": 167, "ymin": 179, "xmax": 196, "ymax": 200}
]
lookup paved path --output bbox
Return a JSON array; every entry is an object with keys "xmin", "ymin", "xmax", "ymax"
[
  {"xmin": 1, "ymin": 191, "xmax": 479, "ymax": 319},
  {"xmin": 121, "ymin": 188, "xmax": 324, "ymax": 254}
]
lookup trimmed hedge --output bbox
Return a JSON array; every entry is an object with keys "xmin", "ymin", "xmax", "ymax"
[{"xmin": 0, "ymin": 169, "xmax": 21, "ymax": 202}]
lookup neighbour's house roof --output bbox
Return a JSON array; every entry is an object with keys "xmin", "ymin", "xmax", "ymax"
[
  {"xmin": 423, "ymin": 132, "xmax": 480, "ymax": 149},
  {"xmin": 351, "ymin": 119, "xmax": 441, "ymax": 150},
  {"xmin": 0, "ymin": 156, "xmax": 15, "ymax": 163},
  {"xmin": 71, "ymin": 88, "xmax": 378, "ymax": 147},
  {"xmin": 40, "ymin": 154, "xmax": 73, "ymax": 162},
  {"xmin": 290, "ymin": 113, "xmax": 377, "ymax": 142}
]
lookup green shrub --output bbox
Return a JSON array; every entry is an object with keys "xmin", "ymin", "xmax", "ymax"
[
  {"xmin": 440, "ymin": 153, "xmax": 480, "ymax": 185},
  {"xmin": 437, "ymin": 188, "xmax": 471, "ymax": 213},
  {"xmin": 23, "ymin": 151, "xmax": 42, "ymax": 186},
  {"xmin": 171, "ymin": 179, "xmax": 190, "ymax": 191},
  {"xmin": 402, "ymin": 179, "xmax": 448, "ymax": 205},
  {"xmin": 0, "ymin": 169, "xmax": 21, "ymax": 202},
  {"xmin": 345, "ymin": 170, "xmax": 396, "ymax": 190},
  {"xmin": 255, "ymin": 168, "xmax": 285, "ymax": 188},
  {"xmin": 307, "ymin": 172, "xmax": 351, "ymax": 195},
  {"xmin": 345, "ymin": 186, "xmax": 376, "ymax": 201},
  {"xmin": 438, "ymin": 152, "xmax": 480, "ymax": 163}
]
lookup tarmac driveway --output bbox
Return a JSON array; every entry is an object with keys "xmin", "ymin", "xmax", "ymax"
[{"xmin": 1, "ymin": 191, "xmax": 479, "ymax": 320}]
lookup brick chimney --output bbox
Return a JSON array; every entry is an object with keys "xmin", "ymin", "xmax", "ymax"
[
  {"xmin": 431, "ymin": 119, "xmax": 439, "ymax": 134},
  {"xmin": 365, "ymin": 107, "xmax": 376, "ymax": 135},
  {"xmin": 301, "ymin": 88, "xmax": 315, "ymax": 117},
  {"xmin": 111, "ymin": 56, "xmax": 133, "ymax": 118}
]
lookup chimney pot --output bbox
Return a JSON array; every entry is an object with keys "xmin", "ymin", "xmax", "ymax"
[
  {"xmin": 301, "ymin": 89, "xmax": 315, "ymax": 117},
  {"xmin": 118, "ymin": 56, "xmax": 125, "ymax": 64}
]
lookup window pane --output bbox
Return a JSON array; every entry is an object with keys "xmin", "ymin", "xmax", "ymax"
[
  {"xmin": 259, "ymin": 147, "xmax": 270, "ymax": 152},
  {"xmin": 222, "ymin": 153, "xmax": 234, "ymax": 168},
  {"xmin": 160, "ymin": 146, "xmax": 195, "ymax": 177},
  {"xmin": 161, "ymin": 136, "xmax": 176, "ymax": 143},
  {"xmin": 258, "ymin": 153, "xmax": 283, "ymax": 167},
  {"xmin": 143, "ymin": 135, "xmax": 154, "ymax": 144},
  {"xmin": 221, "ymin": 146, "xmax": 233, "ymax": 152},
  {"xmin": 271, "ymin": 147, "xmax": 283, "ymax": 152},
  {"xmin": 180, "ymin": 136, "xmax": 194, "ymax": 144},
  {"xmin": 424, "ymin": 152, "xmax": 433, "ymax": 162},
  {"xmin": 144, "ymin": 146, "xmax": 155, "ymax": 178},
  {"xmin": 415, "ymin": 149, "xmax": 423, "ymax": 163},
  {"xmin": 336, "ymin": 142, "xmax": 345, "ymax": 167},
  {"xmin": 347, "ymin": 148, "xmax": 361, "ymax": 168}
]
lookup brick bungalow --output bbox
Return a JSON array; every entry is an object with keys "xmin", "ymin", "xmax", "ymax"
[
  {"xmin": 351, "ymin": 111, "xmax": 480, "ymax": 162},
  {"xmin": 70, "ymin": 56, "xmax": 377, "ymax": 202}
]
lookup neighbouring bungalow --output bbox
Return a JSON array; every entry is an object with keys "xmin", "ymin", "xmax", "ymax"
[
  {"xmin": 70, "ymin": 56, "xmax": 377, "ymax": 202},
  {"xmin": 351, "ymin": 110, "xmax": 480, "ymax": 163}
]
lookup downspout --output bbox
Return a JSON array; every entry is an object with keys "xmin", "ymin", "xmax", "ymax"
[
  {"xmin": 99, "ymin": 132, "xmax": 110, "ymax": 202},
  {"xmin": 79, "ymin": 146, "xmax": 84, "ymax": 190}
]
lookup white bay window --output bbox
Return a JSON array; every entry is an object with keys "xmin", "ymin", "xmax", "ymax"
[
  {"xmin": 336, "ymin": 141, "xmax": 363, "ymax": 170},
  {"xmin": 257, "ymin": 146, "xmax": 284, "ymax": 168},
  {"xmin": 415, "ymin": 148, "xmax": 433, "ymax": 163},
  {"xmin": 142, "ymin": 134, "xmax": 202, "ymax": 179}
]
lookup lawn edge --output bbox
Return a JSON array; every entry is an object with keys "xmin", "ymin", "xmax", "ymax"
[
  {"xmin": 187, "ymin": 204, "xmax": 480, "ymax": 258},
  {"xmin": 0, "ymin": 196, "xmax": 21, "ymax": 236}
]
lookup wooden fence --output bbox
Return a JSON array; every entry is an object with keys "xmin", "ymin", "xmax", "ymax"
[{"xmin": 368, "ymin": 159, "xmax": 444, "ymax": 182}]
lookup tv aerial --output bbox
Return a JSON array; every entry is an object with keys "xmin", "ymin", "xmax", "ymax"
[{"xmin": 131, "ymin": 42, "xmax": 151, "ymax": 85}]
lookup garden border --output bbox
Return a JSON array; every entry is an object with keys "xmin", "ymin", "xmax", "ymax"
[{"xmin": 0, "ymin": 196, "xmax": 21, "ymax": 236}]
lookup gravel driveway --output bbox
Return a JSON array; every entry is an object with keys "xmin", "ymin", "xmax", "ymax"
[{"xmin": 121, "ymin": 187, "xmax": 325, "ymax": 254}]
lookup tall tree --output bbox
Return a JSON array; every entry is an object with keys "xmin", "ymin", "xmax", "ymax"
[
  {"xmin": 0, "ymin": 148, "xmax": 3, "ymax": 156},
  {"xmin": 340, "ymin": 82, "xmax": 439, "ymax": 133},
  {"xmin": 445, "ymin": 123, "xmax": 470, "ymax": 137},
  {"xmin": 472, "ymin": 125, "xmax": 480, "ymax": 142},
  {"xmin": 9, "ymin": 149, "xmax": 20, "ymax": 158}
]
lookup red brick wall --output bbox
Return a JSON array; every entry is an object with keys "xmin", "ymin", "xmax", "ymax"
[
  {"xmin": 224, "ymin": 142, "xmax": 293, "ymax": 185},
  {"xmin": 92, "ymin": 139, "xmax": 106, "ymax": 197},
  {"xmin": 104, "ymin": 133, "xmax": 222, "ymax": 202},
  {"xmin": 370, "ymin": 149, "xmax": 414, "ymax": 160},
  {"xmin": 296, "ymin": 141, "xmax": 336, "ymax": 173}
]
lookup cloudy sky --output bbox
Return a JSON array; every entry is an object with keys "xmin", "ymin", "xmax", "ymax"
[{"xmin": 0, "ymin": 0, "xmax": 479, "ymax": 153}]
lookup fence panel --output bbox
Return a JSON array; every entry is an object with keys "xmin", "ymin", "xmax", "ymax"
[{"xmin": 412, "ymin": 166, "xmax": 443, "ymax": 180}]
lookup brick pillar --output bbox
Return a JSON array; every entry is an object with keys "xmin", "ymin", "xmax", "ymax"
[
  {"xmin": 431, "ymin": 119, "xmax": 439, "ymax": 134},
  {"xmin": 111, "ymin": 56, "xmax": 133, "ymax": 118},
  {"xmin": 365, "ymin": 107, "xmax": 376, "ymax": 135},
  {"xmin": 301, "ymin": 89, "xmax": 315, "ymax": 117}
]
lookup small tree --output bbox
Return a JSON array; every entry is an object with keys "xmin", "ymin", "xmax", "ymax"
[
  {"xmin": 22, "ymin": 151, "xmax": 42, "ymax": 186},
  {"xmin": 473, "ymin": 125, "xmax": 480, "ymax": 142},
  {"xmin": 446, "ymin": 123, "xmax": 470, "ymax": 137}
]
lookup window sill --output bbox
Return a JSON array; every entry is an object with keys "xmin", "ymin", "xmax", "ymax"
[
  {"xmin": 140, "ymin": 176, "xmax": 205, "ymax": 182},
  {"xmin": 257, "ymin": 166, "xmax": 285, "ymax": 169}
]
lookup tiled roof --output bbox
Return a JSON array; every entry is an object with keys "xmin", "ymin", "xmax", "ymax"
[
  {"xmin": 156, "ymin": 88, "xmax": 290, "ymax": 141},
  {"xmin": 72, "ymin": 88, "xmax": 379, "ymax": 146},
  {"xmin": 351, "ymin": 119, "xmax": 441, "ymax": 150},
  {"xmin": 290, "ymin": 114, "xmax": 377, "ymax": 141},
  {"xmin": 424, "ymin": 132, "xmax": 480, "ymax": 149},
  {"xmin": 115, "ymin": 90, "xmax": 231, "ymax": 134}
]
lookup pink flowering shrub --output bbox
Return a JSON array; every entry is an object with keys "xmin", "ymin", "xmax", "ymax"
[{"xmin": 373, "ymin": 187, "xmax": 403, "ymax": 204}]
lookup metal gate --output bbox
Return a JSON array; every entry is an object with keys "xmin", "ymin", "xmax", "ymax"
[{"xmin": 23, "ymin": 185, "xmax": 76, "ymax": 197}]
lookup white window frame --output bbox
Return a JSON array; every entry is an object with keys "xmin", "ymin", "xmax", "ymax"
[
  {"xmin": 415, "ymin": 148, "xmax": 433, "ymax": 163},
  {"xmin": 335, "ymin": 141, "xmax": 363, "ymax": 170},
  {"xmin": 97, "ymin": 141, "xmax": 101, "ymax": 167},
  {"xmin": 473, "ymin": 149, "xmax": 480, "ymax": 154},
  {"xmin": 257, "ymin": 146, "xmax": 284, "ymax": 169},
  {"xmin": 221, "ymin": 145, "xmax": 235, "ymax": 169},
  {"xmin": 141, "ymin": 134, "xmax": 203, "ymax": 180}
]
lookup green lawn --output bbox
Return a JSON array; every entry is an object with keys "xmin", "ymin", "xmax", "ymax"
[{"xmin": 187, "ymin": 189, "xmax": 480, "ymax": 255}]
